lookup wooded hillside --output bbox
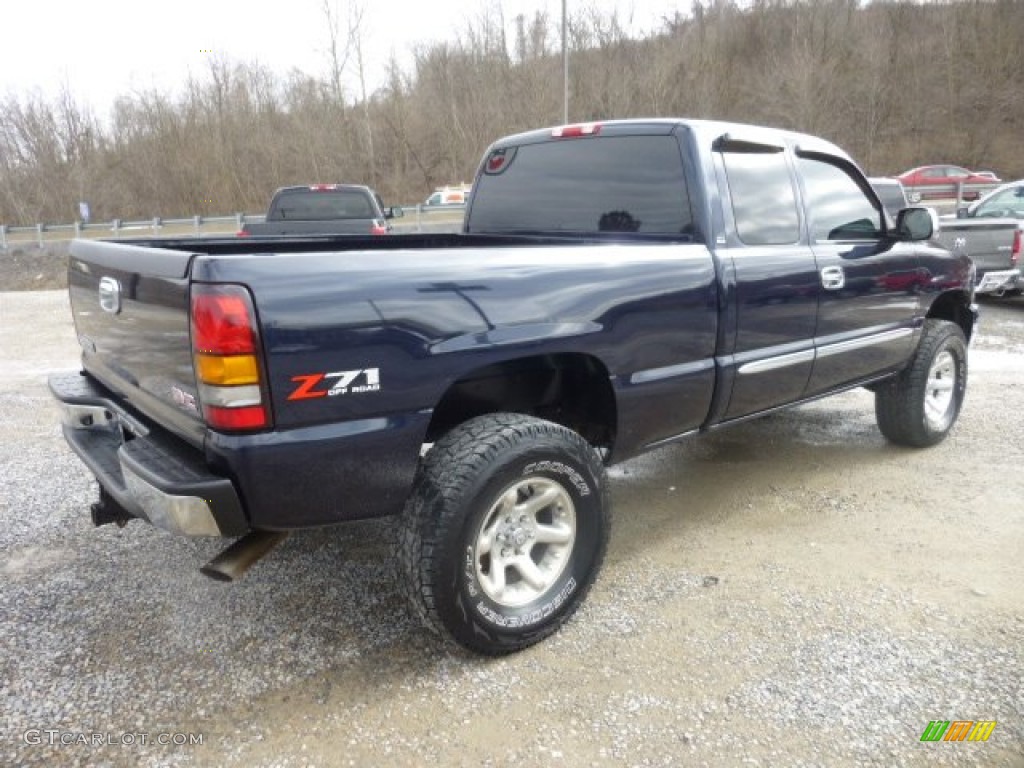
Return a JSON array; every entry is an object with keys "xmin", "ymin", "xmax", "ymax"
[{"xmin": 1, "ymin": 0, "xmax": 1021, "ymax": 225}]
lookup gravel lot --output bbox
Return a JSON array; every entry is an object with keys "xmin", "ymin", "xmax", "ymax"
[{"xmin": 1, "ymin": 289, "xmax": 1022, "ymax": 767}]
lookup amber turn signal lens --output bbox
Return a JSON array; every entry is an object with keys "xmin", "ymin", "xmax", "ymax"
[{"xmin": 195, "ymin": 353, "xmax": 259, "ymax": 386}]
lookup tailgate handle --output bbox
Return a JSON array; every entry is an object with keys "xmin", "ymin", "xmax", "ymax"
[
  {"xmin": 98, "ymin": 276, "xmax": 123, "ymax": 314},
  {"xmin": 820, "ymin": 266, "xmax": 845, "ymax": 291}
]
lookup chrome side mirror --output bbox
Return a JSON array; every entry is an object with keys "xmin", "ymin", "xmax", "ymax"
[{"xmin": 896, "ymin": 207, "xmax": 935, "ymax": 241}]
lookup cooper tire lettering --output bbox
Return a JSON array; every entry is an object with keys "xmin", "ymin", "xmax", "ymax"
[{"xmin": 523, "ymin": 460, "xmax": 591, "ymax": 497}]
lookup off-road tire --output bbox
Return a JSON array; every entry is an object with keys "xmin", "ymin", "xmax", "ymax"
[
  {"xmin": 398, "ymin": 413, "xmax": 610, "ymax": 655},
  {"xmin": 875, "ymin": 319, "xmax": 967, "ymax": 447}
]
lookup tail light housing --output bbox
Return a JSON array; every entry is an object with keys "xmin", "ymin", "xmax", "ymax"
[
  {"xmin": 190, "ymin": 284, "xmax": 270, "ymax": 431},
  {"xmin": 1012, "ymin": 228, "xmax": 1021, "ymax": 267},
  {"xmin": 552, "ymin": 123, "xmax": 601, "ymax": 138},
  {"xmin": 370, "ymin": 220, "xmax": 388, "ymax": 236}
]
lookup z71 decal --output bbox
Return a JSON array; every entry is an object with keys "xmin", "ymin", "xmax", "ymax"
[{"xmin": 287, "ymin": 368, "xmax": 381, "ymax": 400}]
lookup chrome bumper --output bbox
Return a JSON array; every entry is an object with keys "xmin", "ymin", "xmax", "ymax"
[
  {"xmin": 50, "ymin": 372, "xmax": 248, "ymax": 538},
  {"xmin": 975, "ymin": 269, "xmax": 1020, "ymax": 295}
]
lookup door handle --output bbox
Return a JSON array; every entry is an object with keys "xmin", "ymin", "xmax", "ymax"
[{"xmin": 820, "ymin": 266, "xmax": 845, "ymax": 291}]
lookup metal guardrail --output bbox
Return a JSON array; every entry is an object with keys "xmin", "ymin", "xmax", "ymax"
[
  {"xmin": 903, "ymin": 181, "xmax": 1001, "ymax": 204},
  {"xmin": 0, "ymin": 214, "xmax": 263, "ymax": 249},
  {"xmin": 0, "ymin": 204, "xmax": 466, "ymax": 249},
  {"xmin": 6, "ymin": 185, "xmax": 1002, "ymax": 248}
]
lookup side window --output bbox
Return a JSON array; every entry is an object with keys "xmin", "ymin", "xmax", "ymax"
[
  {"xmin": 721, "ymin": 150, "xmax": 800, "ymax": 245},
  {"xmin": 798, "ymin": 156, "xmax": 883, "ymax": 242}
]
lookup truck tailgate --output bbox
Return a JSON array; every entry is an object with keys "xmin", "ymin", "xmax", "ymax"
[
  {"xmin": 936, "ymin": 219, "xmax": 1017, "ymax": 274},
  {"xmin": 67, "ymin": 239, "xmax": 206, "ymax": 447}
]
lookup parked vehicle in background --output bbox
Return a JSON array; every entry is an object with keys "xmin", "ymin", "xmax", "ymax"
[
  {"xmin": 869, "ymin": 177, "xmax": 910, "ymax": 219},
  {"xmin": 897, "ymin": 165, "xmax": 1001, "ymax": 202},
  {"xmin": 936, "ymin": 179, "xmax": 1024, "ymax": 296},
  {"xmin": 957, "ymin": 180, "xmax": 1024, "ymax": 220},
  {"xmin": 239, "ymin": 184, "xmax": 402, "ymax": 237},
  {"xmin": 51, "ymin": 118, "xmax": 975, "ymax": 655},
  {"xmin": 424, "ymin": 185, "xmax": 471, "ymax": 206}
]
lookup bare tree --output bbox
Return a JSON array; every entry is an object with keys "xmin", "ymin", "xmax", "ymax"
[{"xmin": 3, "ymin": 0, "xmax": 1024, "ymax": 227}]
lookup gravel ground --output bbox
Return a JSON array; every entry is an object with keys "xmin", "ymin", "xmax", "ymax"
[
  {"xmin": 1, "ymin": 290, "xmax": 1022, "ymax": 767},
  {"xmin": 0, "ymin": 245, "xmax": 70, "ymax": 290}
]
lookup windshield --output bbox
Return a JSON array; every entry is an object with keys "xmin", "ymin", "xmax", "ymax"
[{"xmin": 467, "ymin": 135, "xmax": 695, "ymax": 237}]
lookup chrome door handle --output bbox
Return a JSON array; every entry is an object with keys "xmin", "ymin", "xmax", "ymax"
[{"xmin": 820, "ymin": 266, "xmax": 845, "ymax": 291}]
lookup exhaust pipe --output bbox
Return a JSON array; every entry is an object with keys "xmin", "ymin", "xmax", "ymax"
[{"xmin": 200, "ymin": 530, "xmax": 288, "ymax": 583}]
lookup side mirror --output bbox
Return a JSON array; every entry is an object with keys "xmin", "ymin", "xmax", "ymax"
[
  {"xmin": 386, "ymin": 206, "xmax": 404, "ymax": 220},
  {"xmin": 955, "ymin": 206, "xmax": 970, "ymax": 219},
  {"xmin": 895, "ymin": 207, "xmax": 936, "ymax": 241}
]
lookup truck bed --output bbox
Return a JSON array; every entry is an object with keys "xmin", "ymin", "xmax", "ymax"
[{"xmin": 65, "ymin": 232, "xmax": 716, "ymax": 529}]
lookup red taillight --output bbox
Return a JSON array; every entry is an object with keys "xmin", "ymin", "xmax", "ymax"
[
  {"xmin": 370, "ymin": 221, "xmax": 388, "ymax": 236},
  {"xmin": 552, "ymin": 123, "xmax": 601, "ymax": 138},
  {"xmin": 190, "ymin": 285, "xmax": 269, "ymax": 431},
  {"xmin": 236, "ymin": 229, "xmax": 250, "ymax": 237},
  {"xmin": 204, "ymin": 405, "xmax": 268, "ymax": 431},
  {"xmin": 192, "ymin": 290, "xmax": 257, "ymax": 355},
  {"xmin": 310, "ymin": 184, "xmax": 338, "ymax": 191},
  {"xmin": 1012, "ymin": 228, "xmax": 1021, "ymax": 266}
]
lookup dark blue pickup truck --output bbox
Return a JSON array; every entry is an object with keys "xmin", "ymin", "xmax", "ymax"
[{"xmin": 51, "ymin": 119, "xmax": 976, "ymax": 654}]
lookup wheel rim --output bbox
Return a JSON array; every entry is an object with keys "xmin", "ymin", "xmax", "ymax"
[
  {"xmin": 924, "ymin": 348, "xmax": 957, "ymax": 431},
  {"xmin": 473, "ymin": 476, "xmax": 577, "ymax": 607}
]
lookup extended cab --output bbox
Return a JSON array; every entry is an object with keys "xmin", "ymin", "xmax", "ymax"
[
  {"xmin": 936, "ymin": 180, "xmax": 1024, "ymax": 296},
  {"xmin": 239, "ymin": 183, "xmax": 402, "ymax": 237},
  {"xmin": 51, "ymin": 119, "xmax": 976, "ymax": 654}
]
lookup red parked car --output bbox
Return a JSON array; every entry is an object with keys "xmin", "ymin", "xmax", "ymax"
[{"xmin": 897, "ymin": 165, "xmax": 1001, "ymax": 201}]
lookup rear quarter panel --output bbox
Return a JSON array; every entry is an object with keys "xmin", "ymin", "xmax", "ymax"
[{"xmin": 193, "ymin": 242, "xmax": 719, "ymax": 455}]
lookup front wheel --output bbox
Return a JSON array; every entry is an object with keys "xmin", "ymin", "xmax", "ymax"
[
  {"xmin": 398, "ymin": 413, "xmax": 610, "ymax": 655},
  {"xmin": 875, "ymin": 319, "xmax": 967, "ymax": 447}
]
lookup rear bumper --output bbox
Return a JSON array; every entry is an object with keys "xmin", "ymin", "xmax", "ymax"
[
  {"xmin": 49, "ymin": 371, "xmax": 248, "ymax": 537},
  {"xmin": 975, "ymin": 269, "xmax": 1020, "ymax": 295}
]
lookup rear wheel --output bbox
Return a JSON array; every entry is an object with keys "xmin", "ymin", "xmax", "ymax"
[
  {"xmin": 875, "ymin": 319, "xmax": 967, "ymax": 447},
  {"xmin": 398, "ymin": 413, "xmax": 609, "ymax": 655}
]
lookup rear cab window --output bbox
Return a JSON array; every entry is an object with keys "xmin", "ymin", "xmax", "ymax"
[
  {"xmin": 974, "ymin": 186, "xmax": 1024, "ymax": 218},
  {"xmin": 466, "ymin": 130, "xmax": 696, "ymax": 238},
  {"xmin": 269, "ymin": 189, "xmax": 376, "ymax": 221}
]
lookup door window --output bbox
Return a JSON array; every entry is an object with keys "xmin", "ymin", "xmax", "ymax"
[{"xmin": 797, "ymin": 157, "xmax": 883, "ymax": 242}]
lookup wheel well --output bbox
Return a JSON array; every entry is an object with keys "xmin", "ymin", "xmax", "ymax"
[
  {"xmin": 926, "ymin": 292, "xmax": 974, "ymax": 342},
  {"xmin": 426, "ymin": 353, "xmax": 617, "ymax": 450}
]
